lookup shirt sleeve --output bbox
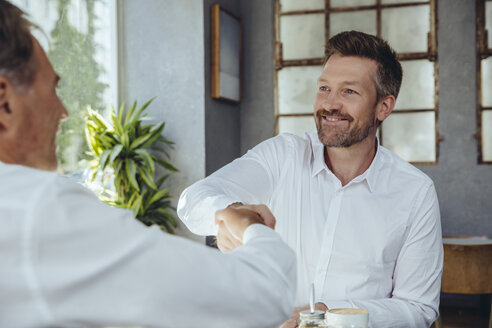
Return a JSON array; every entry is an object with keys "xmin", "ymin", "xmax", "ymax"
[
  {"xmin": 28, "ymin": 176, "xmax": 296, "ymax": 328},
  {"xmin": 177, "ymin": 134, "xmax": 293, "ymax": 236},
  {"xmin": 321, "ymin": 183, "xmax": 443, "ymax": 328}
]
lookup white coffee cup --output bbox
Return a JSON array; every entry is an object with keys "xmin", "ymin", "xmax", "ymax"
[{"xmin": 324, "ymin": 308, "xmax": 369, "ymax": 328}]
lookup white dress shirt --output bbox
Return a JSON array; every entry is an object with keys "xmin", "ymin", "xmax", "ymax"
[
  {"xmin": 178, "ymin": 132, "xmax": 443, "ymax": 328},
  {"xmin": 0, "ymin": 162, "xmax": 296, "ymax": 328}
]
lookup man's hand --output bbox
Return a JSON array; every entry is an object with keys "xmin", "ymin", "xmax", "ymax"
[
  {"xmin": 279, "ymin": 303, "xmax": 328, "ymax": 327},
  {"xmin": 215, "ymin": 203, "xmax": 276, "ymax": 252}
]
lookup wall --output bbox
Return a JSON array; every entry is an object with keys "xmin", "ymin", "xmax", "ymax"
[
  {"xmin": 203, "ymin": 0, "xmax": 241, "ymax": 175},
  {"xmin": 419, "ymin": 0, "xmax": 492, "ymax": 237},
  {"xmin": 202, "ymin": 0, "xmax": 275, "ymax": 170},
  {"xmin": 239, "ymin": 0, "xmax": 276, "ymax": 155},
  {"xmin": 118, "ymin": 0, "xmax": 206, "ymax": 242}
]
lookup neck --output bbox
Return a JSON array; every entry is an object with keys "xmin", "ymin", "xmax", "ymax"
[{"xmin": 324, "ymin": 135, "xmax": 377, "ymax": 186}]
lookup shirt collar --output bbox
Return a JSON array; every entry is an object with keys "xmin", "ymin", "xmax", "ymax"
[{"xmin": 310, "ymin": 135, "xmax": 383, "ymax": 193}]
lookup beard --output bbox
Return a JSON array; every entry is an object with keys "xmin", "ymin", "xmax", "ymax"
[{"xmin": 315, "ymin": 108, "xmax": 377, "ymax": 148}]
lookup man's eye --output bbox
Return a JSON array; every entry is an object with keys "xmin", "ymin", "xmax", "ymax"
[
  {"xmin": 346, "ymin": 89, "xmax": 355, "ymax": 94},
  {"xmin": 319, "ymin": 86, "xmax": 328, "ymax": 91}
]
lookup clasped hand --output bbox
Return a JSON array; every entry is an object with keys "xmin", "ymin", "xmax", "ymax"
[{"xmin": 215, "ymin": 203, "xmax": 276, "ymax": 252}]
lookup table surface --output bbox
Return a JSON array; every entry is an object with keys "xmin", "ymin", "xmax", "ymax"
[{"xmin": 443, "ymin": 237, "xmax": 492, "ymax": 245}]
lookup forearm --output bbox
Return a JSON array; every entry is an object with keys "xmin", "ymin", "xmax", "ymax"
[
  {"xmin": 177, "ymin": 156, "xmax": 275, "ymax": 236},
  {"xmin": 177, "ymin": 181, "xmax": 240, "ymax": 235}
]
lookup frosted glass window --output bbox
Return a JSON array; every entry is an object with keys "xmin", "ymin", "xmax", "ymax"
[
  {"xmin": 278, "ymin": 66, "xmax": 322, "ymax": 114},
  {"xmin": 382, "ymin": 112, "xmax": 436, "ymax": 162},
  {"xmin": 280, "ymin": 0, "xmax": 324, "ymax": 12},
  {"xmin": 280, "ymin": 14, "xmax": 325, "ymax": 60},
  {"xmin": 331, "ymin": 0, "xmax": 376, "ymax": 7},
  {"xmin": 483, "ymin": 111, "xmax": 492, "ymax": 161},
  {"xmin": 329, "ymin": 10, "xmax": 377, "ymax": 37},
  {"xmin": 381, "ymin": 5, "xmax": 430, "ymax": 53},
  {"xmin": 381, "ymin": 0, "xmax": 428, "ymax": 4},
  {"xmin": 395, "ymin": 60, "xmax": 434, "ymax": 110},
  {"xmin": 482, "ymin": 57, "xmax": 492, "ymax": 107},
  {"xmin": 486, "ymin": 2, "xmax": 492, "ymax": 49},
  {"xmin": 278, "ymin": 116, "xmax": 317, "ymax": 136}
]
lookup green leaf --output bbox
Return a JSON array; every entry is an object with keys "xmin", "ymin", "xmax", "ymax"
[
  {"xmin": 135, "ymin": 149, "xmax": 155, "ymax": 173},
  {"xmin": 127, "ymin": 97, "xmax": 155, "ymax": 126},
  {"xmin": 125, "ymin": 159, "xmax": 139, "ymax": 191},
  {"xmin": 137, "ymin": 166, "xmax": 157, "ymax": 190},
  {"xmin": 154, "ymin": 156, "xmax": 179, "ymax": 172},
  {"xmin": 117, "ymin": 102, "xmax": 125, "ymax": 123},
  {"xmin": 99, "ymin": 149, "xmax": 111, "ymax": 169},
  {"xmin": 108, "ymin": 144, "xmax": 123, "ymax": 165},
  {"xmin": 130, "ymin": 134, "xmax": 152, "ymax": 150},
  {"xmin": 156, "ymin": 174, "xmax": 170, "ymax": 188},
  {"xmin": 124, "ymin": 101, "xmax": 137, "ymax": 126},
  {"xmin": 148, "ymin": 187, "xmax": 170, "ymax": 206}
]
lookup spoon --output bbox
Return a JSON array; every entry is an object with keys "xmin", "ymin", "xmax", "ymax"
[{"xmin": 309, "ymin": 282, "xmax": 315, "ymax": 313}]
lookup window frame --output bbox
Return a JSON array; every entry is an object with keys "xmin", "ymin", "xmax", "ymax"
[
  {"xmin": 476, "ymin": 0, "xmax": 492, "ymax": 164},
  {"xmin": 273, "ymin": 0, "xmax": 440, "ymax": 165}
]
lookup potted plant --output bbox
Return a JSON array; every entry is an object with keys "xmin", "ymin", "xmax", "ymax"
[{"xmin": 85, "ymin": 98, "xmax": 178, "ymax": 233}]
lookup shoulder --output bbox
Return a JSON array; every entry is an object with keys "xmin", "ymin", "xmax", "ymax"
[
  {"xmin": 249, "ymin": 132, "xmax": 316, "ymax": 156},
  {"xmin": 377, "ymin": 146, "xmax": 434, "ymax": 190}
]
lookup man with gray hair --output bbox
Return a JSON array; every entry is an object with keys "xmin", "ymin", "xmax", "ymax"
[{"xmin": 0, "ymin": 1, "xmax": 296, "ymax": 326}]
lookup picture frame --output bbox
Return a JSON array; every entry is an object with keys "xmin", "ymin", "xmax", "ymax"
[{"xmin": 211, "ymin": 4, "xmax": 242, "ymax": 103}]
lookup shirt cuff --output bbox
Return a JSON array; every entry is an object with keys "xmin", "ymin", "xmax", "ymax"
[{"xmin": 242, "ymin": 223, "xmax": 275, "ymax": 244}]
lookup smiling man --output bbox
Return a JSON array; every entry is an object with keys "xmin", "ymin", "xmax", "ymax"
[
  {"xmin": 178, "ymin": 31, "xmax": 443, "ymax": 328},
  {"xmin": 0, "ymin": 1, "xmax": 296, "ymax": 326}
]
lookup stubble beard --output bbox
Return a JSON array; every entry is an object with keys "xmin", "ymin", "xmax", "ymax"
[{"xmin": 316, "ymin": 109, "xmax": 377, "ymax": 148}]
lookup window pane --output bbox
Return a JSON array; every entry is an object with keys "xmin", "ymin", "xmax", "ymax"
[
  {"xmin": 486, "ymin": 1, "xmax": 492, "ymax": 49},
  {"xmin": 280, "ymin": 0, "xmax": 324, "ymax": 12},
  {"xmin": 278, "ymin": 66, "xmax": 321, "ymax": 114},
  {"xmin": 395, "ymin": 60, "xmax": 435, "ymax": 110},
  {"xmin": 482, "ymin": 57, "xmax": 492, "ymax": 107},
  {"xmin": 329, "ymin": 10, "xmax": 377, "ymax": 37},
  {"xmin": 382, "ymin": 112, "xmax": 436, "ymax": 162},
  {"xmin": 280, "ymin": 14, "xmax": 325, "ymax": 60},
  {"xmin": 381, "ymin": 5, "xmax": 430, "ymax": 53},
  {"xmin": 331, "ymin": 0, "xmax": 376, "ymax": 7},
  {"xmin": 11, "ymin": 0, "xmax": 115, "ymax": 174},
  {"xmin": 278, "ymin": 116, "xmax": 316, "ymax": 136},
  {"xmin": 483, "ymin": 110, "xmax": 492, "ymax": 161},
  {"xmin": 381, "ymin": 0, "xmax": 428, "ymax": 4}
]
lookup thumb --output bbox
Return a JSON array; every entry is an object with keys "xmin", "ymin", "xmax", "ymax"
[{"xmin": 252, "ymin": 204, "xmax": 276, "ymax": 229}]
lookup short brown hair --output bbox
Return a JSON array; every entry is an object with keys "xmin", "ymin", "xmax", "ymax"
[
  {"xmin": 0, "ymin": 0, "xmax": 38, "ymax": 89},
  {"xmin": 325, "ymin": 30, "xmax": 402, "ymax": 101}
]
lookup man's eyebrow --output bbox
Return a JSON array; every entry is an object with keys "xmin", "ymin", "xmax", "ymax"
[{"xmin": 317, "ymin": 78, "xmax": 362, "ymax": 86}]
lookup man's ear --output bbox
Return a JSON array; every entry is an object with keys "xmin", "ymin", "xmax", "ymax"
[
  {"xmin": 0, "ymin": 76, "xmax": 14, "ymax": 131},
  {"xmin": 376, "ymin": 95, "xmax": 396, "ymax": 123}
]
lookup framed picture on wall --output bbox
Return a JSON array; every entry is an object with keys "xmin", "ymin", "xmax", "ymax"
[{"xmin": 211, "ymin": 4, "xmax": 242, "ymax": 103}]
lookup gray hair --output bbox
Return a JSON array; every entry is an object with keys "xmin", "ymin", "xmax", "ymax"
[{"xmin": 0, "ymin": 0, "xmax": 39, "ymax": 89}]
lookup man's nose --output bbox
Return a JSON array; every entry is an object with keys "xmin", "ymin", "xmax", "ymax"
[
  {"xmin": 60, "ymin": 104, "xmax": 69, "ymax": 120},
  {"xmin": 321, "ymin": 91, "xmax": 342, "ymax": 111}
]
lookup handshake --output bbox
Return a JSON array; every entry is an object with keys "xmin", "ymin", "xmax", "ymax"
[{"xmin": 215, "ymin": 203, "xmax": 276, "ymax": 252}]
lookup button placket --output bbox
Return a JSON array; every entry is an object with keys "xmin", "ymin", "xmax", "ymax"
[{"xmin": 314, "ymin": 188, "xmax": 344, "ymax": 298}]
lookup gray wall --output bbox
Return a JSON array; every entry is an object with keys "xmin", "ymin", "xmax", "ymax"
[
  {"xmin": 118, "ymin": 0, "xmax": 206, "ymax": 242},
  {"xmin": 239, "ymin": 0, "xmax": 276, "ymax": 154},
  {"xmin": 203, "ymin": 0, "xmax": 241, "ymax": 175},
  {"xmin": 419, "ymin": 0, "xmax": 492, "ymax": 237},
  {"xmin": 202, "ymin": 0, "xmax": 275, "ymax": 173}
]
